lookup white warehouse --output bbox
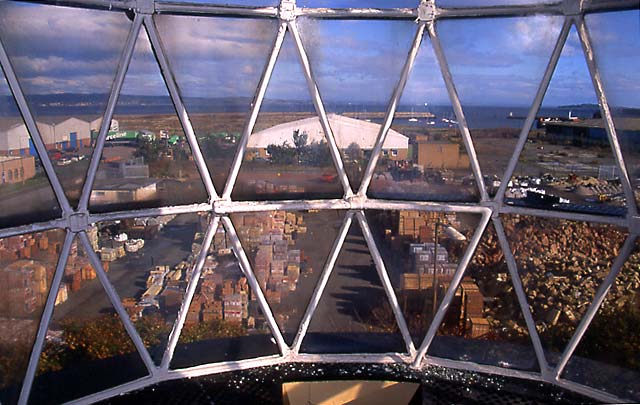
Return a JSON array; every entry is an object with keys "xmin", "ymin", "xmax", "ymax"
[
  {"xmin": 0, "ymin": 116, "xmax": 92, "ymax": 156},
  {"xmin": 247, "ymin": 114, "xmax": 409, "ymax": 160}
]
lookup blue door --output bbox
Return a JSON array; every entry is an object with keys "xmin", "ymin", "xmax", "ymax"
[
  {"xmin": 28, "ymin": 139, "xmax": 36, "ymax": 156},
  {"xmin": 70, "ymin": 132, "xmax": 78, "ymax": 149},
  {"xmin": 61, "ymin": 141, "xmax": 69, "ymax": 151}
]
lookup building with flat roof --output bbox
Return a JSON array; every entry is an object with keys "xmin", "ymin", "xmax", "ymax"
[
  {"xmin": 0, "ymin": 155, "xmax": 36, "ymax": 184},
  {"xmin": 247, "ymin": 113, "xmax": 409, "ymax": 160},
  {"xmin": 416, "ymin": 140, "xmax": 470, "ymax": 170}
]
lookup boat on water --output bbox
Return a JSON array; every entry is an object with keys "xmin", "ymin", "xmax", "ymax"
[
  {"xmin": 408, "ymin": 117, "xmax": 418, "ymax": 122},
  {"xmin": 125, "ymin": 238, "xmax": 145, "ymax": 253},
  {"xmin": 426, "ymin": 120, "xmax": 436, "ymax": 125}
]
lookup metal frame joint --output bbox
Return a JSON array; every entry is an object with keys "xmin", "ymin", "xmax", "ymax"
[
  {"xmin": 562, "ymin": 0, "xmax": 583, "ymax": 16},
  {"xmin": 629, "ymin": 215, "xmax": 640, "ymax": 235},
  {"xmin": 347, "ymin": 194, "xmax": 367, "ymax": 210},
  {"xmin": 136, "ymin": 0, "xmax": 155, "ymax": 15},
  {"xmin": 66, "ymin": 212, "xmax": 89, "ymax": 233},
  {"xmin": 482, "ymin": 200, "xmax": 501, "ymax": 219},
  {"xmin": 417, "ymin": 0, "xmax": 437, "ymax": 22},
  {"xmin": 279, "ymin": 0, "xmax": 296, "ymax": 21}
]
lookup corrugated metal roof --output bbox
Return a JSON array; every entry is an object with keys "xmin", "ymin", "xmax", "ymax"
[{"xmin": 248, "ymin": 114, "xmax": 408, "ymax": 149}]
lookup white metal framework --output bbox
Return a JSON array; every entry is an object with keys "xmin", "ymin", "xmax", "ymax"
[{"xmin": 0, "ymin": 0, "xmax": 638, "ymax": 403}]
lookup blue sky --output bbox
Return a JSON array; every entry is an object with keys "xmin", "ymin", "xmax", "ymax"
[{"xmin": 0, "ymin": 1, "xmax": 638, "ymax": 108}]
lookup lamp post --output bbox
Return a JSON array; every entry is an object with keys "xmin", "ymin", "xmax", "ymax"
[{"xmin": 431, "ymin": 221, "xmax": 467, "ymax": 319}]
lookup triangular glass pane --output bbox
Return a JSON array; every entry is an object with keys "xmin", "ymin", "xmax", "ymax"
[
  {"xmin": 428, "ymin": 222, "xmax": 538, "ymax": 371},
  {"xmin": 170, "ymin": 221, "xmax": 279, "ymax": 368},
  {"xmin": 30, "ymin": 236, "xmax": 148, "ymax": 404},
  {"xmin": 300, "ymin": 220, "xmax": 406, "ymax": 354},
  {"xmin": 438, "ymin": 16, "xmax": 564, "ymax": 197},
  {"xmin": 561, "ymin": 239, "xmax": 640, "ymax": 402},
  {"xmin": 0, "ymin": 228, "xmax": 66, "ymax": 405},
  {"xmin": 232, "ymin": 33, "xmax": 342, "ymax": 201},
  {"xmin": 586, "ymin": 10, "xmax": 640, "ymax": 209},
  {"xmin": 502, "ymin": 214, "xmax": 627, "ymax": 367},
  {"xmin": 369, "ymin": 33, "xmax": 478, "ymax": 202},
  {"xmin": 155, "ymin": 15, "xmax": 278, "ymax": 193},
  {"xmin": 0, "ymin": 2, "xmax": 132, "ymax": 208},
  {"xmin": 0, "ymin": 75, "xmax": 61, "ymax": 228},
  {"xmin": 508, "ymin": 26, "xmax": 627, "ymax": 216},
  {"xmin": 89, "ymin": 27, "xmax": 208, "ymax": 213},
  {"xmin": 231, "ymin": 210, "xmax": 346, "ymax": 346},
  {"xmin": 365, "ymin": 209, "xmax": 480, "ymax": 349},
  {"xmin": 92, "ymin": 212, "xmax": 208, "ymax": 365},
  {"xmin": 297, "ymin": 18, "xmax": 416, "ymax": 190}
]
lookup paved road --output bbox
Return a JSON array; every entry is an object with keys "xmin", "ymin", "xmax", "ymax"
[{"xmin": 51, "ymin": 214, "xmax": 200, "ymax": 324}]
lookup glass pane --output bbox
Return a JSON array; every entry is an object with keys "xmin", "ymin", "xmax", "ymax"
[
  {"xmin": 0, "ymin": 75, "xmax": 61, "ymax": 228},
  {"xmin": 0, "ymin": 2, "xmax": 132, "ymax": 208},
  {"xmin": 93, "ymin": 213, "xmax": 208, "ymax": 365},
  {"xmin": 0, "ymin": 229, "xmax": 65, "ymax": 405},
  {"xmin": 366, "ymin": 210, "xmax": 480, "ymax": 348},
  {"xmin": 586, "ymin": 10, "xmax": 640, "ymax": 208},
  {"xmin": 155, "ymin": 15, "xmax": 278, "ymax": 193},
  {"xmin": 438, "ymin": 16, "xmax": 563, "ymax": 197},
  {"xmin": 561, "ymin": 239, "xmax": 640, "ymax": 402},
  {"xmin": 170, "ymin": 221, "xmax": 279, "ymax": 368},
  {"xmin": 233, "ymin": 33, "xmax": 342, "ymax": 200},
  {"xmin": 428, "ymin": 222, "xmax": 538, "ymax": 371},
  {"xmin": 300, "ymin": 220, "xmax": 406, "ymax": 354},
  {"xmin": 165, "ymin": 0, "xmax": 278, "ymax": 5},
  {"xmin": 232, "ymin": 210, "xmax": 346, "ymax": 345},
  {"xmin": 30, "ymin": 236, "xmax": 148, "ymax": 404},
  {"xmin": 507, "ymin": 26, "xmax": 626, "ymax": 216},
  {"xmin": 369, "ymin": 31, "xmax": 478, "ymax": 201},
  {"xmin": 502, "ymin": 215, "xmax": 627, "ymax": 366},
  {"xmin": 297, "ymin": 18, "xmax": 415, "ymax": 190},
  {"xmin": 90, "ymin": 27, "xmax": 208, "ymax": 212}
]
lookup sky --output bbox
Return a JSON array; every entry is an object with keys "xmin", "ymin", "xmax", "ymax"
[{"xmin": 0, "ymin": 1, "xmax": 637, "ymax": 108}]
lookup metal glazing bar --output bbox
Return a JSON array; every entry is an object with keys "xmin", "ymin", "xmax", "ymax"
[
  {"xmin": 78, "ymin": 231, "xmax": 157, "ymax": 373},
  {"xmin": 161, "ymin": 215, "xmax": 219, "ymax": 369},
  {"xmin": 13, "ymin": 0, "xmax": 134, "ymax": 12},
  {"xmin": 554, "ymin": 234, "xmax": 637, "ymax": 377},
  {"xmin": 292, "ymin": 353, "xmax": 410, "ymax": 363},
  {"xmin": 554, "ymin": 377, "xmax": 626, "ymax": 404},
  {"xmin": 168, "ymin": 354, "xmax": 284, "ymax": 378},
  {"xmin": 358, "ymin": 22, "xmax": 426, "ymax": 197},
  {"xmin": 575, "ymin": 15, "xmax": 638, "ymax": 217},
  {"xmin": 143, "ymin": 15, "xmax": 218, "ymax": 201},
  {"xmin": 429, "ymin": 22, "xmax": 489, "ymax": 201},
  {"xmin": 296, "ymin": 7, "xmax": 416, "ymax": 19},
  {"xmin": 89, "ymin": 203, "xmax": 212, "ymax": 224},
  {"xmin": 222, "ymin": 22, "xmax": 287, "ymax": 199},
  {"xmin": 425, "ymin": 355, "xmax": 544, "ymax": 383},
  {"xmin": 0, "ymin": 219, "xmax": 65, "ymax": 239},
  {"xmin": 18, "ymin": 231, "xmax": 74, "ymax": 405},
  {"xmin": 356, "ymin": 211, "xmax": 415, "ymax": 355},
  {"xmin": 492, "ymin": 216, "xmax": 549, "ymax": 375},
  {"xmin": 287, "ymin": 20, "xmax": 353, "ymax": 198},
  {"xmin": 0, "ymin": 36, "xmax": 73, "ymax": 214},
  {"xmin": 498, "ymin": 204, "xmax": 628, "ymax": 227},
  {"xmin": 78, "ymin": 14, "xmax": 143, "ymax": 211},
  {"xmin": 364, "ymin": 199, "xmax": 488, "ymax": 213},
  {"xmin": 215, "ymin": 199, "xmax": 350, "ymax": 214},
  {"xmin": 155, "ymin": 3, "xmax": 278, "ymax": 18},
  {"xmin": 291, "ymin": 212, "xmax": 353, "ymax": 353},
  {"xmin": 436, "ymin": 2, "xmax": 563, "ymax": 19},
  {"xmin": 412, "ymin": 210, "xmax": 491, "ymax": 367},
  {"xmin": 583, "ymin": 0, "xmax": 640, "ymax": 14},
  {"xmin": 67, "ymin": 376, "xmax": 160, "ymax": 405},
  {"xmin": 495, "ymin": 17, "xmax": 572, "ymax": 204},
  {"xmin": 220, "ymin": 216, "xmax": 289, "ymax": 354}
]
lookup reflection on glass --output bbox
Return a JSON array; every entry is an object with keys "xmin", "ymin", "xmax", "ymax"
[
  {"xmin": 503, "ymin": 215, "xmax": 626, "ymax": 366},
  {"xmin": 30, "ymin": 237, "xmax": 147, "ymax": 404},
  {"xmin": 232, "ymin": 210, "xmax": 345, "ymax": 345},
  {"xmin": 428, "ymin": 223, "xmax": 538, "ymax": 371},
  {"xmin": 586, "ymin": 10, "xmax": 640, "ymax": 208},
  {"xmin": 0, "ymin": 76, "xmax": 61, "ymax": 228},
  {"xmin": 171, "ymin": 221, "xmax": 278, "ymax": 368},
  {"xmin": 562, "ymin": 240, "xmax": 640, "ymax": 401},
  {"xmin": 299, "ymin": 0, "xmax": 418, "ymax": 7},
  {"xmin": 298, "ymin": 18, "xmax": 415, "ymax": 189},
  {"xmin": 93, "ymin": 213, "xmax": 207, "ymax": 364},
  {"xmin": 438, "ymin": 15, "xmax": 563, "ymax": 197},
  {"xmin": 0, "ymin": 229, "xmax": 65, "ymax": 405},
  {"xmin": 438, "ymin": 0, "xmax": 556, "ymax": 6},
  {"xmin": 233, "ymin": 34, "xmax": 342, "ymax": 200},
  {"xmin": 366, "ymin": 210, "xmax": 479, "ymax": 348},
  {"xmin": 0, "ymin": 2, "xmax": 131, "ymax": 207},
  {"xmin": 300, "ymin": 220, "xmax": 405, "ymax": 354},
  {"xmin": 507, "ymin": 26, "xmax": 625, "ymax": 216},
  {"xmin": 90, "ymin": 28, "xmax": 208, "ymax": 212},
  {"xmin": 156, "ymin": 16, "xmax": 278, "ymax": 193}
]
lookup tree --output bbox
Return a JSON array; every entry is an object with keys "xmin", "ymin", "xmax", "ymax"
[
  {"xmin": 292, "ymin": 129, "xmax": 309, "ymax": 163},
  {"xmin": 345, "ymin": 142, "xmax": 363, "ymax": 162}
]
